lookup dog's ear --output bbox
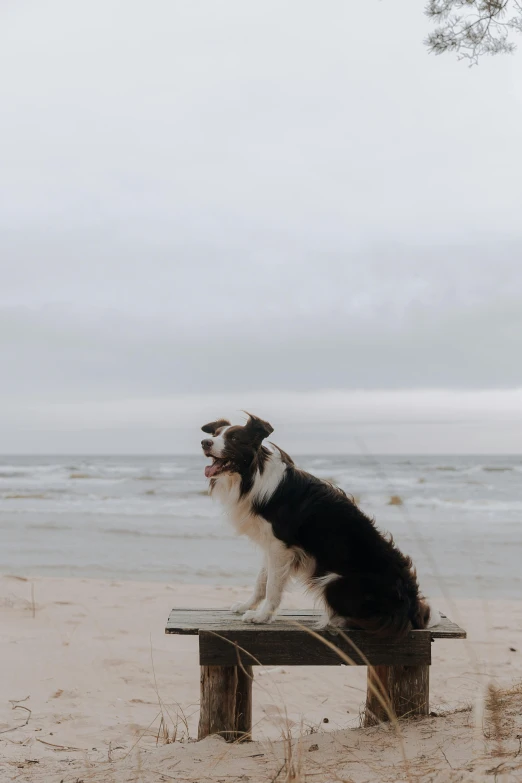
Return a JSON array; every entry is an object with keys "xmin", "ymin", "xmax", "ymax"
[
  {"xmin": 243, "ymin": 412, "xmax": 274, "ymax": 442},
  {"xmin": 201, "ymin": 419, "xmax": 231, "ymax": 435}
]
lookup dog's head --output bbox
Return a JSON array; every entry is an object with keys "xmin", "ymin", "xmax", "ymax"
[{"xmin": 201, "ymin": 413, "xmax": 274, "ymax": 479}]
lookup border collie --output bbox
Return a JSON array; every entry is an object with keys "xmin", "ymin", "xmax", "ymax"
[{"xmin": 201, "ymin": 413, "xmax": 436, "ymax": 637}]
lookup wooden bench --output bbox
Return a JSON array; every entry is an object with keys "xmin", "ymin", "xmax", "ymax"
[{"xmin": 165, "ymin": 608, "xmax": 466, "ymax": 741}]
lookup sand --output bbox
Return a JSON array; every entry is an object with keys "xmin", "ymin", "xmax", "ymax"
[{"xmin": 1, "ymin": 575, "xmax": 521, "ymax": 782}]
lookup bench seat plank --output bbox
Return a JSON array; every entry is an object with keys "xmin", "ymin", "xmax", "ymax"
[{"xmin": 165, "ymin": 608, "xmax": 466, "ymax": 640}]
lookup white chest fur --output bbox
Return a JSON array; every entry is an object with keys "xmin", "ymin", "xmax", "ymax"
[{"xmin": 211, "ymin": 450, "xmax": 286, "ymax": 548}]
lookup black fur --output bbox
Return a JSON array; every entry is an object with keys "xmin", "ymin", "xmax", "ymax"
[{"xmin": 254, "ymin": 466, "xmax": 430, "ymax": 636}]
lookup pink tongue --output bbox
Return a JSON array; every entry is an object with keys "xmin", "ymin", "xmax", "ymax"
[{"xmin": 205, "ymin": 463, "xmax": 220, "ymax": 478}]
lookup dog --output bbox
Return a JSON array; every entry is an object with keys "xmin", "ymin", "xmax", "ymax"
[{"xmin": 201, "ymin": 412, "xmax": 437, "ymax": 636}]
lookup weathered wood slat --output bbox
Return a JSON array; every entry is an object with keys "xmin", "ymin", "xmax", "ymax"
[
  {"xmin": 428, "ymin": 613, "xmax": 467, "ymax": 639},
  {"xmin": 166, "ymin": 608, "xmax": 319, "ymax": 634},
  {"xmin": 165, "ymin": 608, "xmax": 466, "ymax": 640},
  {"xmin": 198, "ymin": 628, "xmax": 432, "ymax": 667}
]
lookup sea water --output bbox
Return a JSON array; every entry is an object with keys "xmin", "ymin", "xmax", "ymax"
[{"xmin": 1, "ymin": 454, "xmax": 521, "ymax": 598}]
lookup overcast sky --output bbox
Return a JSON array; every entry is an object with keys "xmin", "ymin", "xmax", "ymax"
[{"xmin": 1, "ymin": 1, "xmax": 522, "ymax": 453}]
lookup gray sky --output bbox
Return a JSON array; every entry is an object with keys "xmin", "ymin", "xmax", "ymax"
[{"xmin": 1, "ymin": 1, "xmax": 522, "ymax": 453}]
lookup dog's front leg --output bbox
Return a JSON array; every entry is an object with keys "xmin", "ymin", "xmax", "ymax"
[
  {"xmin": 242, "ymin": 542, "xmax": 292, "ymax": 624},
  {"xmin": 230, "ymin": 561, "xmax": 267, "ymax": 613}
]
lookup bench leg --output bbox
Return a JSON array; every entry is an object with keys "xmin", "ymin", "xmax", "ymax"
[
  {"xmin": 235, "ymin": 664, "xmax": 253, "ymax": 741},
  {"xmin": 198, "ymin": 665, "xmax": 253, "ymax": 742},
  {"xmin": 363, "ymin": 664, "xmax": 429, "ymax": 727}
]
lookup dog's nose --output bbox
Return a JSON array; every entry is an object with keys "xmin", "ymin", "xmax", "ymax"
[{"xmin": 201, "ymin": 439, "xmax": 213, "ymax": 450}]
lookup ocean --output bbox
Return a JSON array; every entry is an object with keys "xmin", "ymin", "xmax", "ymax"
[{"xmin": 1, "ymin": 454, "xmax": 521, "ymax": 598}]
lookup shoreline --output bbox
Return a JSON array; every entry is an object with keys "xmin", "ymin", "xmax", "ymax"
[{"xmin": 1, "ymin": 562, "xmax": 521, "ymax": 601}]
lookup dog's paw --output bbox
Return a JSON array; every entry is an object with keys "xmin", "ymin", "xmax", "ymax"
[
  {"xmin": 313, "ymin": 615, "xmax": 330, "ymax": 631},
  {"xmin": 230, "ymin": 601, "xmax": 251, "ymax": 614},
  {"xmin": 242, "ymin": 609, "xmax": 274, "ymax": 624}
]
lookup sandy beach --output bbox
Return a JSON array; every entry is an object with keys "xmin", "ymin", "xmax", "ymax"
[{"xmin": 1, "ymin": 574, "xmax": 521, "ymax": 782}]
